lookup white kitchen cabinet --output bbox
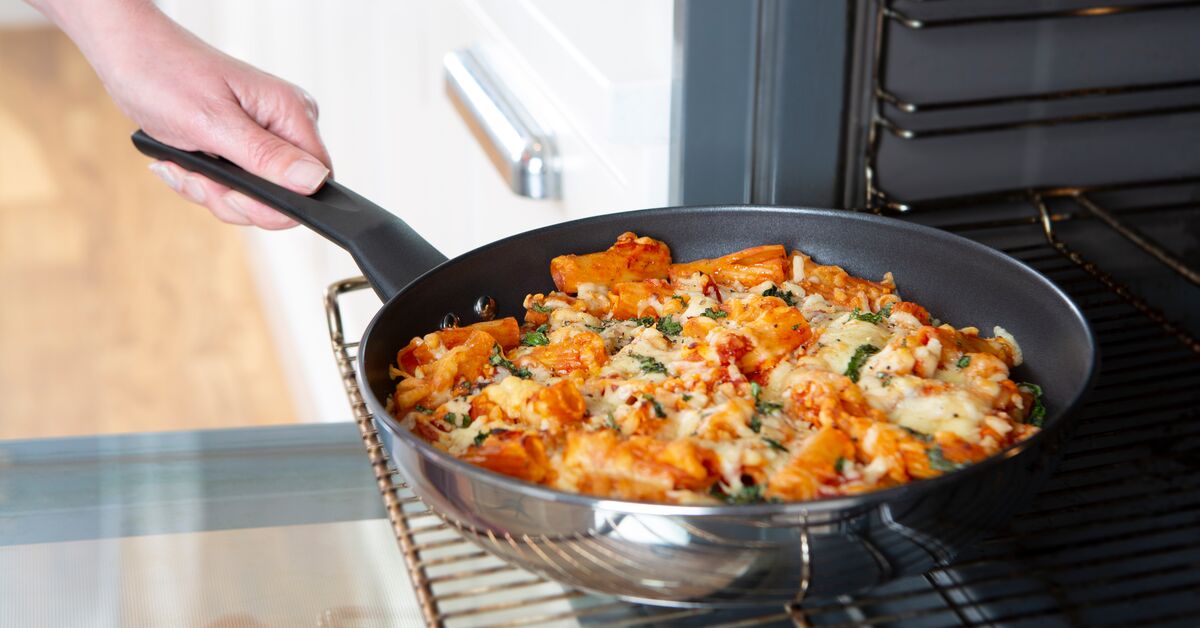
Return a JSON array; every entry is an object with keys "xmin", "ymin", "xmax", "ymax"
[{"xmin": 158, "ymin": 0, "xmax": 673, "ymax": 421}]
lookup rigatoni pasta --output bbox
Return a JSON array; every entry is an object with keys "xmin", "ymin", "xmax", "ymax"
[{"xmin": 390, "ymin": 232, "xmax": 1043, "ymax": 505}]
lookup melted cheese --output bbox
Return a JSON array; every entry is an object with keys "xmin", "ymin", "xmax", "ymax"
[
  {"xmin": 892, "ymin": 388, "xmax": 988, "ymax": 441},
  {"xmin": 397, "ymin": 239, "xmax": 1038, "ymax": 505},
  {"xmin": 815, "ymin": 316, "xmax": 890, "ymax": 374}
]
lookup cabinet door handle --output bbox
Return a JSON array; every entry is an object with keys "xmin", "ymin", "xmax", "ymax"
[{"xmin": 444, "ymin": 48, "xmax": 560, "ymax": 200}]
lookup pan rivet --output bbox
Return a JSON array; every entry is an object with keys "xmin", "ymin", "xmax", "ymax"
[
  {"xmin": 474, "ymin": 296, "xmax": 497, "ymax": 321},
  {"xmin": 440, "ymin": 313, "xmax": 460, "ymax": 330}
]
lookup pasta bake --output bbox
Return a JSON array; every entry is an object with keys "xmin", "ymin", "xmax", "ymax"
[{"xmin": 390, "ymin": 233, "xmax": 1044, "ymax": 505}]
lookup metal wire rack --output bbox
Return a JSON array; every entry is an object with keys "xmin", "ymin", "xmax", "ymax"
[{"xmin": 325, "ymin": 175, "xmax": 1200, "ymax": 625}]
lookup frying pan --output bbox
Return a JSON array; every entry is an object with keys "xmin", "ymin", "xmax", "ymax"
[{"xmin": 132, "ymin": 130, "xmax": 1097, "ymax": 606}]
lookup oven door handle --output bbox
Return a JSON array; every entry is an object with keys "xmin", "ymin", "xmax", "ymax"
[{"xmin": 443, "ymin": 47, "xmax": 561, "ymax": 200}]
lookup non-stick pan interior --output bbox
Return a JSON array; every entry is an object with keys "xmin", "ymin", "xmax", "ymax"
[{"xmin": 361, "ymin": 206, "xmax": 1094, "ymax": 442}]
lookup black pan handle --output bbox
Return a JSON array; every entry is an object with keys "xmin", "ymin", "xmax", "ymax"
[{"xmin": 131, "ymin": 130, "xmax": 447, "ymax": 301}]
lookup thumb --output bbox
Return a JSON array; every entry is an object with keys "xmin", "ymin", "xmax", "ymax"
[{"xmin": 207, "ymin": 110, "xmax": 331, "ymax": 195}]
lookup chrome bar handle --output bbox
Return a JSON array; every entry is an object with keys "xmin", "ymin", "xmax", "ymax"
[{"xmin": 443, "ymin": 48, "xmax": 561, "ymax": 200}]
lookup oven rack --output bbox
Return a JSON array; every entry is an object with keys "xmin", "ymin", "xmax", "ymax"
[
  {"xmin": 325, "ymin": 190, "xmax": 1200, "ymax": 626},
  {"xmin": 863, "ymin": 0, "xmax": 1200, "ymax": 290}
]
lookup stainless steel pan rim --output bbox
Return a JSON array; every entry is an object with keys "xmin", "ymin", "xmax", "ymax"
[{"xmin": 358, "ymin": 205, "xmax": 1099, "ymax": 518}]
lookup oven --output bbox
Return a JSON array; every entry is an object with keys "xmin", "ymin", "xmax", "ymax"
[{"xmin": 321, "ymin": 0, "xmax": 1200, "ymax": 625}]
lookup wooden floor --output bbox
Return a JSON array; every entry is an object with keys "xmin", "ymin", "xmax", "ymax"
[{"xmin": 0, "ymin": 28, "xmax": 296, "ymax": 439}]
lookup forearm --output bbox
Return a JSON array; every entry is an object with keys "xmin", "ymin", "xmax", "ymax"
[
  {"xmin": 26, "ymin": 0, "xmax": 190, "ymax": 83},
  {"xmin": 26, "ymin": 0, "xmax": 330, "ymax": 229}
]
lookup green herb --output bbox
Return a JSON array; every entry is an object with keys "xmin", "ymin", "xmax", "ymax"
[
  {"xmin": 762, "ymin": 286, "xmax": 797, "ymax": 306},
  {"xmin": 791, "ymin": 324, "xmax": 801, "ymax": 331},
  {"xmin": 1018, "ymin": 382, "xmax": 1046, "ymax": 427},
  {"xmin": 627, "ymin": 316, "xmax": 655, "ymax": 327},
  {"xmin": 473, "ymin": 428, "xmax": 507, "ymax": 447},
  {"xmin": 709, "ymin": 483, "xmax": 773, "ymax": 505},
  {"xmin": 701, "ymin": 307, "xmax": 727, "ymax": 320},
  {"xmin": 628, "ymin": 352, "xmax": 668, "ymax": 375},
  {"xmin": 749, "ymin": 415, "xmax": 762, "ymax": 433},
  {"xmin": 835, "ymin": 456, "xmax": 847, "ymax": 473},
  {"xmin": 682, "ymin": 393, "xmax": 693, "ymax": 402},
  {"xmin": 901, "ymin": 426, "xmax": 932, "ymax": 442},
  {"xmin": 521, "ymin": 324, "xmax": 551, "ymax": 346},
  {"xmin": 849, "ymin": 308, "xmax": 885, "ymax": 324},
  {"xmin": 763, "ymin": 438, "xmax": 789, "ymax": 453},
  {"xmin": 641, "ymin": 395, "xmax": 667, "ymax": 418},
  {"xmin": 414, "ymin": 405, "xmax": 433, "ymax": 415},
  {"xmin": 751, "ymin": 383, "xmax": 783, "ymax": 415},
  {"xmin": 957, "ymin": 355, "xmax": 971, "ymax": 368},
  {"xmin": 585, "ymin": 324, "xmax": 607, "ymax": 333},
  {"xmin": 489, "ymin": 345, "xmax": 531, "ymax": 379},
  {"xmin": 445, "ymin": 412, "xmax": 460, "ymax": 426},
  {"xmin": 605, "ymin": 413, "xmax": 620, "ymax": 432},
  {"xmin": 844, "ymin": 344, "xmax": 880, "ymax": 383},
  {"xmin": 656, "ymin": 315, "xmax": 683, "ymax": 337},
  {"xmin": 877, "ymin": 372, "xmax": 893, "ymax": 387},
  {"xmin": 530, "ymin": 303, "xmax": 552, "ymax": 314},
  {"xmin": 671, "ymin": 295, "xmax": 686, "ymax": 304},
  {"xmin": 928, "ymin": 445, "xmax": 964, "ymax": 472}
]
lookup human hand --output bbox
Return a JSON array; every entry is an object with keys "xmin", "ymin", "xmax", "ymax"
[{"xmin": 34, "ymin": 1, "xmax": 330, "ymax": 229}]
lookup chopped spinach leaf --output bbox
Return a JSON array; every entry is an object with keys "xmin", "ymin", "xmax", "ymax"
[
  {"xmin": 927, "ymin": 445, "xmax": 964, "ymax": 472},
  {"xmin": 473, "ymin": 428, "xmax": 507, "ymax": 447},
  {"xmin": 682, "ymin": 393, "xmax": 693, "ymax": 402},
  {"xmin": 489, "ymin": 345, "xmax": 531, "ymax": 378},
  {"xmin": 763, "ymin": 437, "xmax": 789, "ymax": 453},
  {"xmin": 762, "ymin": 285, "xmax": 798, "ymax": 306},
  {"xmin": 530, "ymin": 303, "xmax": 552, "ymax": 314},
  {"xmin": 627, "ymin": 316, "xmax": 655, "ymax": 327},
  {"xmin": 1018, "ymin": 382, "xmax": 1046, "ymax": 427},
  {"xmin": 521, "ymin": 324, "xmax": 550, "ymax": 346},
  {"xmin": 756, "ymin": 397, "xmax": 783, "ymax": 416},
  {"xmin": 521, "ymin": 323, "xmax": 550, "ymax": 345},
  {"xmin": 901, "ymin": 426, "xmax": 932, "ymax": 442},
  {"xmin": 656, "ymin": 315, "xmax": 682, "ymax": 337},
  {"xmin": 749, "ymin": 414, "xmax": 762, "ymax": 433},
  {"xmin": 835, "ymin": 456, "xmax": 847, "ymax": 473},
  {"xmin": 605, "ymin": 413, "xmax": 620, "ymax": 432},
  {"xmin": 628, "ymin": 352, "xmax": 668, "ymax": 375},
  {"xmin": 584, "ymin": 323, "xmax": 607, "ymax": 333},
  {"xmin": 710, "ymin": 483, "xmax": 773, "ymax": 505},
  {"xmin": 642, "ymin": 395, "xmax": 667, "ymax": 418},
  {"xmin": 957, "ymin": 355, "xmax": 971, "ymax": 368},
  {"xmin": 414, "ymin": 405, "xmax": 433, "ymax": 415},
  {"xmin": 844, "ymin": 344, "xmax": 880, "ymax": 383},
  {"xmin": 877, "ymin": 372, "xmax": 893, "ymax": 387},
  {"xmin": 701, "ymin": 307, "xmax": 727, "ymax": 320},
  {"xmin": 849, "ymin": 308, "xmax": 885, "ymax": 324},
  {"xmin": 671, "ymin": 295, "xmax": 686, "ymax": 304}
]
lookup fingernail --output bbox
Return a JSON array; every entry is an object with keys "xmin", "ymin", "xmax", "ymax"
[
  {"xmin": 182, "ymin": 176, "xmax": 206, "ymax": 204},
  {"xmin": 285, "ymin": 159, "xmax": 330, "ymax": 193},
  {"xmin": 148, "ymin": 162, "xmax": 180, "ymax": 191},
  {"xmin": 223, "ymin": 191, "xmax": 251, "ymax": 218}
]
